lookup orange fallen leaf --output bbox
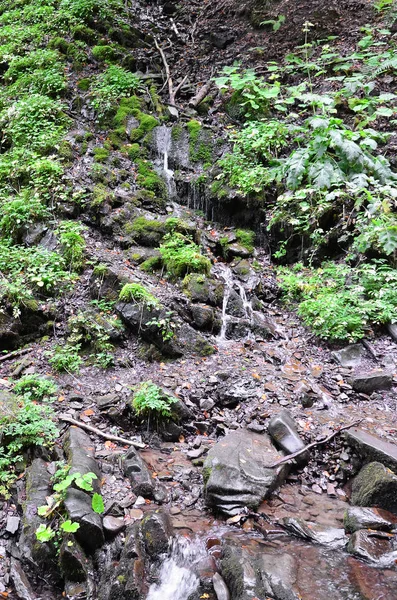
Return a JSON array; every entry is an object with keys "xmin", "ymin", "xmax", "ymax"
[{"xmin": 82, "ymin": 408, "xmax": 94, "ymax": 417}]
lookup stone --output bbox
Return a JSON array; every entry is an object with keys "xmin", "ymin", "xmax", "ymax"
[
  {"xmin": 19, "ymin": 459, "xmax": 56, "ymax": 567},
  {"xmin": 139, "ymin": 510, "xmax": 173, "ymax": 557},
  {"xmin": 209, "ymin": 31, "xmax": 235, "ymax": 49},
  {"xmin": 258, "ymin": 553, "xmax": 299, "ymax": 600},
  {"xmin": 204, "ymin": 429, "xmax": 289, "ymax": 516},
  {"xmin": 344, "ymin": 427, "xmax": 397, "ymax": 472},
  {"xmin": 9, "ymin": 559, "xmax": 37, "ymax": 600},
  {"xmin": 64, "ymin": 488, "xmax": 105, "ymax": 552},
  {"xmin": 6, "ymin": 516, "xmax": 20, "ymax": 534},
  {"xmin": 123, "ymin": 447, "xmax": 156, "ymax": 497},
  {"xmin": 95, "ymin": 393, "xmax": 119, "ymax": 410},
  {"xmin": 64, "ymin": 426, "xmax": 101, "ymax": 492},
  {"xmin": 351, "ymin": 462, "xmax": 397, "ymax": 514},
  {"xmin": 386, "ymin": 323, "xmax": 397, "ymax": 342},
  {"xmin": 159, "ymin": 420, "xmax": 183, "ymax": 442},
  {"xmin": 213, "ymin": 573, "xmax": 231, "ymax": 600},
  {"xmin": 349, "ymin": 371, "xmax": 393, "ymax": 394},
  {"xmin": 344, "ymin": 507, "xmax": 397, "ymax": 533},
  {"xmin": 103, "ymin": 516, "xmax": 126, "ymax": 538},
  {"xmin": 268, "ymin": 410, "xmax": 309, "ymax": 465},
  {"xmin": 332, "ymin": 344, "xmax": 365, "ymax": 368},
  {"xmin": 190, "ymin": 304, "xmax": 218, "ymax": 332},
  {"xmin": 182, "ymin": 274, "xmax": 224, "ymax": 307},
  {"xmin": 346, "ymin": 529, "xmax": 396, "ymax": 564},
  {"xmin": 200, "ymin": 398, "xmax": 215, "ymax": 411},
  {"xmin": 0, "ymin": 313, "xmax": 21, "ymax": 350},
  {"xmin": 218, "ymin": 380, "xmax": 257, "ymax": 407},
  {"xmin": 59, "ymin": 538, "xmax": 89, "ymax": 582}
]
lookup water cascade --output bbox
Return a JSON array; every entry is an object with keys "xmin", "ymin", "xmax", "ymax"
[
  {"xmin": 147, "ymin": 536, "xmax": 207, "ymax": 600},
  {"xmin": 155, "ymin": 126, "xmax": 177, "ymax": 199},
  {"xmin": 217, "ymin": 264, "xmax": 255, "ymax": 342}
]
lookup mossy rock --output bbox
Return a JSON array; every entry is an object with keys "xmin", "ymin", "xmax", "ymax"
[
  {"xmin": 72, "ymin": 25, "xmax": 97, "ymax": 44},
  {"xmin": 135, "ymin": 160, "xmax": 166, "ymax": 198},
  {"xmin": 351, "ymin": 462, "xmax": 397, "ymax": 514},
  {"xmin": 92, "ymin": 45, "xmax": 120, "ymax": 63},
  {"xmin": 187, "ymin": 119, "xmax": 213, "ymax": 164},
  {"xmin": 48, "ymin": 37, "xmax": 70, "ymax": 54},
  {"xmin": 77, "ymin": 77, "xmax": 91, "ymax": 91},
  {"xmin": 58, "ymin": 140, "xmax": 74, "ymax": 162},
  {"xmin": 124, "ymin": 216, "xmax": 166, "ymax": 247},
  {"xmin": 93, "ymin": 146, "xmax": 110, "ymax": 163},
  {"xmin": 183, "ymin": 274, "xmax": 224, "ymax": 307}
]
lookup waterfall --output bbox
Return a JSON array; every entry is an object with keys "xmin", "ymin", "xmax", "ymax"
[
  {"xmin": 147, "ymin": 536, "xmax": 207, "ymax": 600},
  {"xmin": 217, "ymin": 264, "xmax": 255, "ymax": 342},
  {"xmin": 155, "ymin": 126, "xmax": 177, "ymax": 199}
]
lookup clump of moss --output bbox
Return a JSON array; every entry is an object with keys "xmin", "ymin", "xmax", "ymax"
[
  {"xmin": 130, "ymin": 113, "xmax": 159, "ymax": 142},
  {"xmin": 91, "ymin": 183, "xmax": 114, "ymax": 207},
  {"xmin": 160, "ymin": 233, "xmax": 211, "ymax": 279},
  {"xmin": 127, "ymin": 143, "xmax": 141, "ymax": 160},
  {"xmin": 171, "ymin": 124, "xmax": 184, "ymax": 141},
  {"xmin": 136, "ymin": 160, "xmax": 166, "ymax": 198},
  {"xmin": 93, "ymin": 146, "xmax": 110, "ymax": 163},
  {"xmin": 186, "ymin": 119, "xmax": 212, "ymax": 164},
  {"xmin": 236, "ymin": 229, "xmax": 255, "ymax": 252},
  {"xmin": 119, "ymin": 283, "xmax": 159, "ymax": 307},
  {"xmin": 140, "ymin": 255, "xmax": 163, "ymax": 273},
  {"xmin": 72, "ymin": 25, "xmax": 97, "ymax": 44},
  {"xmin": 58, "ymin": 140, "xmax": 74, "ymax": 162},
  {"xmin": 92, "ymin": 45, "xmax": 120, "ymax": 63},
  {"xmin": 113, "ymin": 96, "xmax": 142, "ymax": 127},
  {"xmin": 124, "ymin": 216, "xmax": 166, "ymax": 246},
  {"xmin": 48, "ymin": 37, "xmax": 70, "ymax": 54},
  {"xmin": 77, "ymin": 78, "xmax": 91, "ymax": 91}
]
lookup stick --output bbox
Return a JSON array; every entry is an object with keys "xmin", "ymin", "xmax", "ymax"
[
  {"xmin": 189, "ymin": 73, "xmax": 214, "ymax": 108},
  {"xmin": 154, "ymin": 38, "xmax": 175, "ymax": 105},
  {"xmin": 59, "ymin": 414, "xmax": 146, "ymax": 449},
  {"xmin": 0, "ymin": 347, "xmax": 33, "ymax": 363},
  {"xmin": 268, "ymin": 420, "xmax": 362, "ymax": 468}
]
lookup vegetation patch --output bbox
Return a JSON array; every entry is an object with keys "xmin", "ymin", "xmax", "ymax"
[
  {"xmin": 131, "ymin": 381, "xmax": 177, "ymax": 419},
  {"xmin": 119, "ymin": 283, "xmax": 159, "ymax": 308},
  {"xmin": 159, "ymin": 233, "xmax": 211, "ymax": 279}
]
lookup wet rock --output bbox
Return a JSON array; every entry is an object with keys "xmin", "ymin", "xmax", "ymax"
[
  {"xmin": 333, "ymin": 344, "xmax": 365, "ymax": 368},
  {"xmin": 227, "ymin": 243, "xmax": 252, "ymax": 258},
  {"xmin": 19, "ymin": 459, "xmax": 56, "ymax": 567},
  {"xmin": 64, "ymin": 426, "xmax": 101, "ymax": 492},
  {"xmin": 183, "ymin": 274, "xmax": 224, "ymax": 307},
  {"xmin": 281, "ymin": 517, "xmax": 347, "ymax": 548},
  {"xmin": 123, "ymin": 447, "xmax": 156, "ymax": 497},
  {"xmin": 139, "ymin": 510, "xmax": 173, "ymax": 557},
  {"xmin": 259, "ymin": 553, "xmax": 299, "ymax": 600},
  {"xmin": 349, "ymin": 371, "xmax": 393, "ymax": 394},
  {"xmin": 103, "ymin": 516, "xmax": 126, "ymax": 538},
  {"xmin": 386, "ymin": 323, "xmax": 397, "ymax": 342},
  {"xmin": 158, "ymin": 420, "xmax": 183, "ymax": 442},
  {"xmin": 9, "ymin": 559, "xmax": 37, "ymax": 600},
  {"xmin": 64, "ymin": 488, "xmax": 105, "ymax": 552},
  {"xmin": 346, "ymin": 529, "xmax": 396, "ymax": 563},
  {"xmin": 59, "ymin": 537, "xmax": 90, "ymax": 582},
  {"xmin": 220, "ymin": 545, "xmax": 259, "ymax": 599},
  {"xmin": 344, "ymin": 427, "xmax": 397, "ymax": 472},
  {"xmin": 6, "ymin": 516, "xmax": 20, "ymax": 534},
  {"xmin": 218, "ymin": 380, "xmax": 257, "ymax": 407},
  {"xmin": 190, "ymin": 304, "xmax": 219, "ymax": 332},
  {"xmin": 344, "ymin": 507, "xmax": 397, "ymax": 533},
  {"xmin": 268, "ymin": 410, "xmax": 309, "ymax": 465},
  {"xmin": 204, "ymin": 429, "xmax": 289, "ymax": 516},
  {"xmin": 351, "ymin": 462, "xmax": 397, "ymax": 514},
  {"xmin": 213, "ymin": 572, "xmax": 230, "ymax": 600},
  {"xmin": 0, "ymin": 312, "xmax": 21, "ymax": 350}
]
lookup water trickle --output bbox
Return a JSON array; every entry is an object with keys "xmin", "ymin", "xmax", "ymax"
[
  {"xmin": 155, "ymin": 126, "xmax": 176, "ymax": 199},
  {"xmin": 147, "ymin": 536, "xmax": 207, "ymax": 600},
  {"xmin": 217, "ymin": 264, "xmax": 255, "ymax": 342}
]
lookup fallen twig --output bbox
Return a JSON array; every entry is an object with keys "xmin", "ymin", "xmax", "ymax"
[
  {"xmin": 0, "ymin": 347, "xmax": 33, "ymax": 364},
  {"xmin": 59, "ymin": 414, "xmax": 146, "ymax": 449},
  {"xmin": 268, "ymin": 419, "xmax": 363, "ymax": 468},
  {"xmin": 154, "ymin": 38, "xmax": 175, "ymax": 105},
  {"xmin": 189, "ymin": 70, "xmax": 214, "ymax": 108}
]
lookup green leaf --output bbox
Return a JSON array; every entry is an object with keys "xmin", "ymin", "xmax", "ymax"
[
  {"xmin": 60, "ymin": 520, "xmax": 80, "ymax": 533},
  {"xmin": 375, "ymin": 107, "xmax": 393, "ymax": 117},
  {"xmin": 53, "ymin": 474, "xmax": 75, "ymax": 493},
  {"xmin": 92, "ymin": 493, "xmax": 105, "ymax": 514},
  {"xmin": 36, "ymin": 524, "xmax": 55, "ymax": 543},
  {"xmin": 75, "ymin": 472, "xmax": 97, "ymax": 492}
]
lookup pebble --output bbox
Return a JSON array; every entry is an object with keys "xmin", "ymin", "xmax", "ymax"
[
  {"xmin": 6, "ymin": 516, "xmax": 20, "ymax": 535},
  {"xmin": 134, "ymin": 496, "xmax": 146, "ymax": 507},
  {"xmin": 129, "ymin": 509, "xmax": 144, "ymax": 520},
  {"xmin": 103, "ymin": 516, "xmax": 125, "ymax": 536}
]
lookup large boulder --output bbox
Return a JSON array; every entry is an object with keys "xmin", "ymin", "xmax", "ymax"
[
  {"xmin": 204, "ymin": 430, "xmax": 289, "ymax": 516},
  {"xmin": 64, "ymin": 488, "xmax": 105, "ymax": 552},
  {"xmin": 64, "ymin": 427, "xmax": 101, "ymax": 492},
  {"xmin": 349, "ymin": 371, "xmax": 393, "ymax": 394},
  {"xmin": 351, "ymin": 462, "xmax": 397, "ymax": 514},
  {"xmin": 344, "ymin": 506, "xmax": 397, "ymax": 533},
  {"xmin": 183, "ymin": 274, "xmax": 224, "ymax": 307},
  {"xmin": 123, "ymin": 447, "xmax": 156, "ymax": 497},
  {"xmin": 344, "ymin": 428, "xmax": 397, "ymax": 472}
]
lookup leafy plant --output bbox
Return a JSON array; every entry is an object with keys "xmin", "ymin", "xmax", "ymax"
[
  {"xmin": 146, "ymin": 311, "xmax": 176, "ymax": 341},
  {"xmin": 49, "ymin": 344, "xmax": 83, "ymax": 373},
  {"xmin": 90, "ymin": 66, "xmax": 141, "ymax": 116},
  {"xmin": 56, "ymin": 221, "xmax": 86, "ymax": 271},
  {"xmin": 132, "ymin": 381, "xmax": 177, "ymax": 419},
  {"xmin": 13, "ymin": 374, "xmax": 57, "ymax": 402},
  {"xmin": 261, "ymin": 14, "xmax": 285, "ymax": 32}
]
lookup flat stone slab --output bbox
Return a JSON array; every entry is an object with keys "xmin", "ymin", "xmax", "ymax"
[
  {"xmin": 204, "ymin": 430, "xmax": 289, "ymax": 516},
  {"xmin": 345, "ymin": 428, "xmax": 397, "ymax": 472},
  {"xmin": 344, "ymin": 506, "xmax": 397, "ymax": 533},
  {"xmin": 348, "ymin": 371, "xmax": 393, "ymax": 394},
  {"xmin": 333, "ymin": 344, "xmax": 366, "ymax": 368}
]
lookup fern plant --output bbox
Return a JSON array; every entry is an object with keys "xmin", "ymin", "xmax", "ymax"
[{"xmin": 132, "ymin": 381, "xmax": 177, "ymax": 419}]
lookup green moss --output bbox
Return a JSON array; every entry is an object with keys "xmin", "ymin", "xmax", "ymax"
[
  {"xmin": 113, "ymin": 96, "xmax": 142, "ymax": 127},
  {"xmin": 77, "ymin": 78, "xmax": 91, "ymax": 91},
  {"xmin": 119, "ymin": 283, "xmax": 159, "ymax": 307},
  {"xmin": 107, "ymin": 132, "xmax": 123, "ymax": 149},
  {"xmin": 124, "ymin": 216, "xmax": 166, "ymax": 246},
  {"xmin": 171, "ymin": 124, "xmax": 184, "ymax": 141},
  {"xmin": 58, "ymin": 140, "xmax": 73, "ymax": 161},
  {"xmin": 236, "ymin": 229, "xmax": 255, "ymax": 252},
  {"xmin": 93, "ymin": 146, "xmax": 110, "ymax": 163},
  {"xmin": 72, "ymin": 25, "xmax": 97, "ymax": 44},
  {"xmin": 140, "ymin": 255, "xmax": 163, "ymax": 272},
  {"xmin": 202, "ymin": 465, "xmax": 212, "ymax": 485},
  {"xmin": 186, "ymin": 119, "xmax": 212, "ymax": 163},
  {"xmin": 48, "ymin": 37, "xmax": 70, "ymax": 54},
  {"xmin": 91, "ymin": 183, "xmax": 114, "ymax": 207},
  {"xmin": 127, "ymin": 143, "xmax": 141, "ymax": 160},
  {"xmin": 92, "ymin": 45, "xmax": 120, "ymax": 62},
  {"xmin": 130, "ymin": 113, "xmax": 159, "ymax": 142},
  {"xmin": 136, "ymin": 160, "xmax": 166, "ymax": 197}
]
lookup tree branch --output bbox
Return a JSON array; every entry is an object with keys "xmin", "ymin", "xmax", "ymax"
[
  {"xmin": 268, "ymin": 420, "xmax": 363, "ymax": 468},
  {"xmin": 59, "ymin": 414, "xmax": 146, "ymax": 449}
]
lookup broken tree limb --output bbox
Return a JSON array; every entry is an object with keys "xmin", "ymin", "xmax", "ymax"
[
  {"xmin": 189, "ymin": 73, "xmax": 214, "ymax": 108},
  {"xmin": 268, "ymin": 419, "xmax": 363, "ymax": 468},
  {"xmin": 154, "ymin": 38, "xmax": 175, "ymax": 105},
  {"xmin": 59, "ymin": 414, "xmax": 146, "ymax": 449},
  {"xmin": 0, "ymin": 347, "xmax": 33, "ymax": 363}
]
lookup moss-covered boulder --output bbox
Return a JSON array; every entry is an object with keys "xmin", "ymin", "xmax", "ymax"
[
  {"xmin": 124, "ymin": 216, "xmax": 166, "ymax": 247},
  {"xmin": 351, "ymin": 462, "xmax": 397, "ymax": 514},
  {"xmin": 183, "ymin": 274, "xmax": 224, "ymax": 307}
]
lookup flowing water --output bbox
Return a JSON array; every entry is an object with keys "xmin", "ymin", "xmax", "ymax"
[
  {"xmin": 217, "ymin": 264, "xmax": 255, "ymax": 342},
  {"xmin": 147, "ymin": 536, "xmax": 207, "ymax": 600},
  {"xmin": 155, "ymin": 126, "xmax": 177, "ymax": 199}
]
